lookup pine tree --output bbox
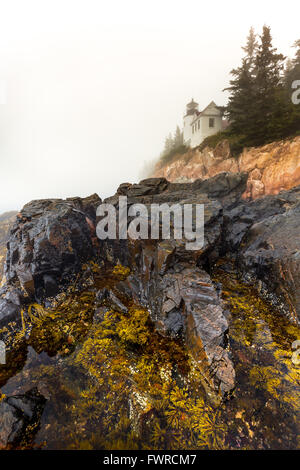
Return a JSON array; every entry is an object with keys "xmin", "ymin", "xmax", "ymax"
[
  {"xmin": 225, "ymin": 27, "xmax": 257, "ymax": 144},
  {"xmin": 225, "ymin": 26, "xmax": 299, "ymax": 148},
  {"xmin": 242, "ymin": 26, "xmax": 258, "ymax": 68},
  {"xmin": 245, "ymin": 25, "xmax": 286, "ymax": 144},
  {"xmin": 173, "ymin": 125, "xmax": 183, "ymax": 148},
  {"xmin": 164, "ymin": 133, "xmax": 174, "ymax": 154}
]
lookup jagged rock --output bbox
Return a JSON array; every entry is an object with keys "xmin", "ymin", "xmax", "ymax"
[
  {"xmin": 108, "ymin": 291, "xmax": 128, "ymax": 313},
  {"xmin": 0, "ymin": 388, "xmax": 46, "ymax": 449},
  {"xmin": 223, "ymin": 186, "xmax": 300, "ymax": 323},
  {"xmin": 164, "ymin": 265, "xmax": 235, "ymax": 394},
  {"xmin": 96, "ymin": 288, "xmax": 128, "ymax": 314},
  {"xmin": 4, "ymin": 194, "xmax": 101, "ymax": 300},
  {"xmin": 238, "ymin": 198, "xmax": 300, "ymax": 323},
  {"xmin": 2, "ymin": 173, "xmax": 299, "ymax": 397}
]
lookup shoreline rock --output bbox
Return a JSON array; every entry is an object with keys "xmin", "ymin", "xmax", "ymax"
[{"xmin": 1, "ymin": 173, "xmax": 299, "ymax": 401}]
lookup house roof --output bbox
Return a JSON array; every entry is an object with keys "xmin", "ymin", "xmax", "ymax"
[{"xmin": 190, "ymin": 101, "xmax": 222, "ymax": 125}]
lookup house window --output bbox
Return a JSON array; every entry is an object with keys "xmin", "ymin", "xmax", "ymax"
[
  {"xmin": 209, "ymin": 118, "xmax": 215, "ymax": 128},
  {"xmin": 198, "ymin": 120, "xmax": 200, "ymax": 130}
]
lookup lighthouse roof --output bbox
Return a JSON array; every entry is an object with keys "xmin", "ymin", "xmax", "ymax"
[{"xmin": 186, "ymin": 98, "xmax": 199, "ymax": 108}]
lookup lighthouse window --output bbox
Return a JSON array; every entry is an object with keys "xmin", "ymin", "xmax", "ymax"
[
  {"xmin": 209, "ymin": 118, "xmax": 215, "ymax": 128},
  {"xmin": 198, "ymin": 121, "xmax": 200, "ymax": 130}
]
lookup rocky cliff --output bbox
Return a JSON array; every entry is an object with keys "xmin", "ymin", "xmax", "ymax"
[
  {"xmin": 0, "ymin": 175, "xmax": 299, "ymax": 449},
  {"xmin": 153, "ymin": 137, "xmax": 300, "ymax": 200},
  {"xmin": 1, "ymin": 175, "xmax": 300, "ymax": 390}
]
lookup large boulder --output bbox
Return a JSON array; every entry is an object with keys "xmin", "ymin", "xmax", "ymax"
[{"xmin": 4, "ymin": 194, "xmax": 101, "ymax": 300}]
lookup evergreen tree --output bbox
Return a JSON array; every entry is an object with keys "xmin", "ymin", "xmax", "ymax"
[
  {"xmin": 247, "ymin": 25, "xmax": 286, "ymax": 144},
  {"xmin": 225, "ymin": 27, "xmax": 257, "ymax": 143},
  {"xmin": 242, "ymin": 26, "xmax": 258, "ymax": 68},
  {"xmin": 173, "ymin": 125, "xmax": 183, "ymax": 148},
  {"xmin": 163, "ymin": 133, "xmax": 174, "ymax": 154},
  {"xmin": 160, "ymin": 125, "xmax": 186, "ymax": 164},
  {"xmin": 226, "ymin": 25, "xmax": 294, "ymax": 147}
]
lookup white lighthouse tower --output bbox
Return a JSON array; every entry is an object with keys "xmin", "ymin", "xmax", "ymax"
[{"xmin": 183, "ymin": 98, "xmax": 199, "ymax": 147}]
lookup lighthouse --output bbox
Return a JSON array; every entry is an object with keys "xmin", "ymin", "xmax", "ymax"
[
  {"xmin": 183, "ymin": 99, "xmax": 199, "ymax": 147},
  {"xmin": 183, "ymin": 99, "xmax": 223, "ymax": 148}
]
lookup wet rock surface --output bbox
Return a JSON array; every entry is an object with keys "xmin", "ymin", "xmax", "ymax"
[
  {"xmin": 3, "ymin": 194, "xmax": 101, "ymax": 300},
  {"xmin": 223, "ymin": 186, "xmax": 300, "ymax": 323},
  {"xmin": 0, "ymin": 173, "xmax": 299, "ymax": 448},
  {"xmin": 0, "ymin": 298, "xmax": 21, "ymax": 328},
  {"xmin": 99, "ymin": 175, "xmax": 246, "ymax": 395},
  {"xmin": 2, "ymin": 174, "xmax": 300, "ymax": 394},
  {"xmin": 0, "ymin": 387, "xmax": 46, "ymax": 449}
]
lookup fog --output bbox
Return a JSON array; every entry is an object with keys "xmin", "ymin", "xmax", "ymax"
[{"xmin": 0, "ymin": 0, "xmax": 299, "ymax": 213}]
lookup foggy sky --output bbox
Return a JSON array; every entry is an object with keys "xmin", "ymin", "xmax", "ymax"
[{"xmin": 0, "ymin": 0, "xmax": 299, "ymax": 213}]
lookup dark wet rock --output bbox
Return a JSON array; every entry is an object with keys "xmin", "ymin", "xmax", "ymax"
[
  {"xmin": 167, "ymin": 265, "xmax": 234, "ymax": 394},
  {"xmin": 96, "ymin": 288, "xmax": 128, "ymax": 314},
  {"xmin": 108, "ymin": 291, "xmax": 128, "ymax": 313},
  {"xmin": 113, "ymin": 279, "xmax": 134, "ymax": 299},
  {"xmin": 191, "ymin": 171, "xmax": 248, "ymax": 206},
  {"xmin": 117, "ymin": 178, "xmax": 169, "ymax": 198},
  {"xmin": 0, "ymin": 387, "xmax": 46, "ymax": 449},
  {"xmin": 237, "ymin": 200, "xmax": 300, "ymax": 323},
  {"xmin": 164, "ymin": 310, "xmax": 183, "ymax": 336},
  {"xmin": 43, "ymin": 274, "xmax": 59, "ymax": 298},
  {"xmin": 0, "ymin": 401, "xmax": 23, "ymax": 447},
  {"xmin": 139, "ymin": 177, "xmax": 169, "ymax": 193},
  {"xmin": 96, "ymin": 174, "xmax": 245, "ymax": 395},
  {"xmin": 2, "ymin": 172, "xmax": 299, "ymax": 397},
  {"xmin": 96, "ymin": 237, "xmax": 235, "ymax": 396},
  {"xmin": 4, "ymin": 194, "xmax": 101, "ymax": 300},
  {"xmin": 1, "ymin": 286, "xmax": 23, "ymax": 306},
  {"xmin": 0, "ymin": 298, "xmax": 21, "ymax": 328},
  {"xmin": 223, "ymin": 186, "xmax": 300, "ymax": 323}
]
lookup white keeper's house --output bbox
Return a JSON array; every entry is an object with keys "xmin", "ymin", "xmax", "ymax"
[{"xmin": 183, "ymin": 99, "xmax": 224, "ymax": 148}]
